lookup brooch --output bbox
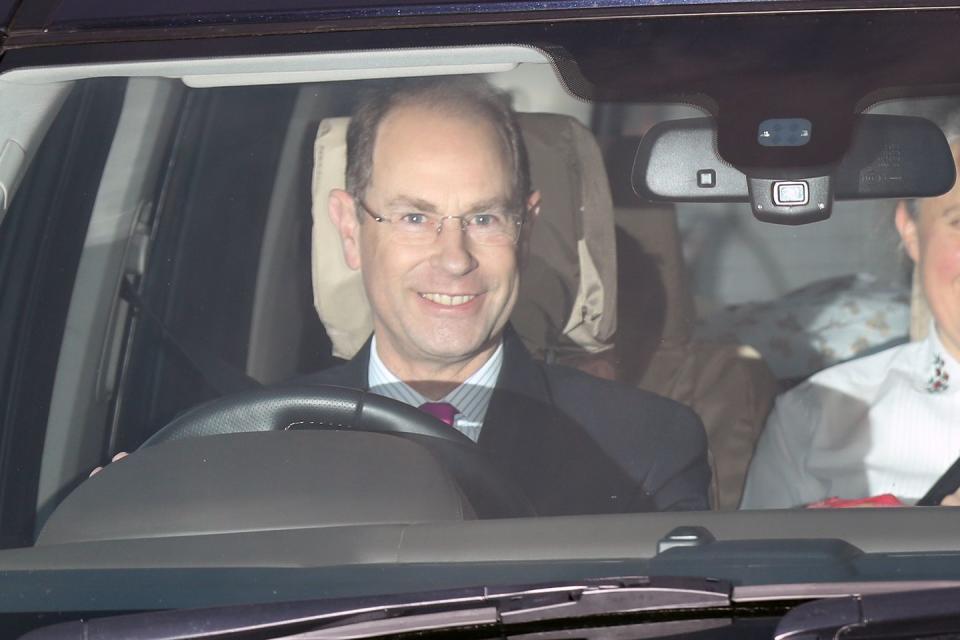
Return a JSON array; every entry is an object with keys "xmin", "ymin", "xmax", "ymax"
[{"xmin": 927, "ymin": 354, "xmax": 951, "ymax": 393}]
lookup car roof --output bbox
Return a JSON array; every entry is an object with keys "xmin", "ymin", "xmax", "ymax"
[
  {"xmin": 4, "ymin": 0, "xmax": 779, "ymax": 31},
  {"xmin": 0, "ymin": 0, "xmax": 916, "ymax": 48}
]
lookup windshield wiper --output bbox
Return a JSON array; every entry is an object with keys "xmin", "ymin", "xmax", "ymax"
[
  {"xmin": 23, "ymin": 576, "xmax": 732, "ymax": 640},
  {"xmin": 775, "ymin": 585, "xmax": 960, "ymax": 640}
]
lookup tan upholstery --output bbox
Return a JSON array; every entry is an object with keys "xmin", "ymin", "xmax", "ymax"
[
  {"xmin": 312, "ymin": 117, "xmax": 371, "ymax": 359},
  {"xmin": 311, "ymin": 114, "xmax": 617, "ymax": 360},
  {"xmin": 614, "ymin": 205, "xmax": 780, "ymax": 511}
]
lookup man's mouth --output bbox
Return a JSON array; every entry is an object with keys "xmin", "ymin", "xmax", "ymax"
[{"xmin": 418, "ymin": 293, "xmax": 478, "ymax": 306}]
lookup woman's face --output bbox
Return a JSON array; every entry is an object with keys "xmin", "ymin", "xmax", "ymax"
[{"xmin": 896, "ymin": 156, "xmax": 960, "ymax": 360}]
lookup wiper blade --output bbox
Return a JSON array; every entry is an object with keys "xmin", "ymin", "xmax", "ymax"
[
  {"xmin": 491, "ymin": 575, "xmax": 730, "ymax": 624},
  {"xmin": 23, "ymin": 576, "xmax": 732, "ymax": 640},
  {"xmin": 775, "ymin": 585, "xmax": 960, "ymax": 640}
]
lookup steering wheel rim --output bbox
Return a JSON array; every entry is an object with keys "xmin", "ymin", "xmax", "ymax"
[{"xmin": 142, "ymin": 385, "xmax": 536, "ymax": 518}]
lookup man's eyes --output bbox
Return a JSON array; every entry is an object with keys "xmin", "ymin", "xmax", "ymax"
[
  {"xmin": 469, "ymin": 213, "xmax": 505, "ymax": 227},
  {"xmin": 398, "ymin": 213, "xmax": 432, "ymax": 225},
  {"xmin": 394, "ymin": 212, "xmax": 508, "ymax": 226}
]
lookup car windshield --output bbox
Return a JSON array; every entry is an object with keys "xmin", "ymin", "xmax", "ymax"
[{"xmin": 2, "ymin": 3, "xmax": 960, "ymax": 632}]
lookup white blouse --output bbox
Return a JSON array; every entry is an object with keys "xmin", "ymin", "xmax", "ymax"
[{"xmin": 741, "ymin": 325, "xmax": 960, "ymax": 509}]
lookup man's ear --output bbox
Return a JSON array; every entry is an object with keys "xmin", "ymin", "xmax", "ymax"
[
  {"xmin": 895, "ymin": 200, "xmax": 920, "ymax": 264},
  {"xmin": 328, "ymin": 188, "xmax": 362, "ymax": 270},
  {"xmin": 517, "ymin": 190, "xmax": 541, "ymax": 268}
]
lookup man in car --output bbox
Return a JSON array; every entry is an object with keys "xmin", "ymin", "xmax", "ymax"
[{"xmin": 303, "ymin": 76, "xmax": 711, "ymax": 515}]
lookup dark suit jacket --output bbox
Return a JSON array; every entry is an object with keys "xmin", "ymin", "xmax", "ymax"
[{"xmin": 298, "ymin": 329, "xmax": 711, "ymax": 515}]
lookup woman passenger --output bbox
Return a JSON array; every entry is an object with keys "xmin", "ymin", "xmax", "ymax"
[{"xmin": 740, "ymin": 136, "xmax": 960, "ymax": 509}]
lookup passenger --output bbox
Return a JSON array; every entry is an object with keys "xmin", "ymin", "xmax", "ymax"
[
  {"xmin": 741, "ymin": 132, "xmax": 960, "ymax": 509},
  {"xmin": 299, "ymin": 77, "xmax": 711, "ymax": 515}
]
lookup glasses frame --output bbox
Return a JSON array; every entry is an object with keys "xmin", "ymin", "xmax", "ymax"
[{"xmin": 356, "ymin": 198, "xmax": 526, "ymax": 246}]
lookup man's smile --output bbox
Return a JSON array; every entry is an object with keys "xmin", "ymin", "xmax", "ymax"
[{"xmin": 418, "ymin": 292, "xmax": 480, "ymax": 307}]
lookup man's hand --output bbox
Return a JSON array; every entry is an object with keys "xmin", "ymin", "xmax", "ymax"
[
  {"xmin": 940, "ymin": 489, "xmax": 960, "ymax": 506},
  {"xmin": 89, "ymin": 451, "xmax": 128, "ymax": 477}
]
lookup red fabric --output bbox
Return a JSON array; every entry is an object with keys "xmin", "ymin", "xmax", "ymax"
[{"xmin": 805, "ymin": 493, "xmax": 904, "ymax": 509}]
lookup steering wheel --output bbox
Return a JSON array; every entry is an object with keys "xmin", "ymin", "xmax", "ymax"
[{"xmin": 143, "ymin": 385, "xmax": 536, "ymax": 518}]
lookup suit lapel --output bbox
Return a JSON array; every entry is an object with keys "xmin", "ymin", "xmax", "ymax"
[
  {"xmin": 478, "ymin": 328, "xmax": 643, "ymax": 515},
  {"xmin": 477, "ymin": 329, "xmax": 551, "ymax": 451},
  {"xmin": 338, "ymin": 339, "xmax": 372, "ymax": 389},
  {"xmin": 309, "ymin": 329, "xmax": 640, "ymax": 515},
  {"xmin": 301, "ymin": 337, "xmax": 371, "ymax": 390}
]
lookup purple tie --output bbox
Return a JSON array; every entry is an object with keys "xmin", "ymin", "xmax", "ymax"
[{"xmin": 419, "ymin": 402, "xmax": 459, "ymax": 427}]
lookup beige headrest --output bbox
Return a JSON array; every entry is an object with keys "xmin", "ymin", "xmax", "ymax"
[{"xmin": 311, "ymin": 113, "xmax": 617, "ymax": 360}]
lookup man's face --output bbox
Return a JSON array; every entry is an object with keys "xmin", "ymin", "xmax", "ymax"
[
  {"xmin": 330, "ymin": 104, "xmax": 534, "ymax": 372},
  {"xmin": 897, "ymin": 148, "xmax": 960, "ymax": 359}
]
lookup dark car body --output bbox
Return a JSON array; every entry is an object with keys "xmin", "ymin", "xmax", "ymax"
[{"xmin": 2, "ymin": 0, "xmax": 960, "ymax": 637}]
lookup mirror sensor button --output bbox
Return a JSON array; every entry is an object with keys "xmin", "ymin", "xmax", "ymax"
[
  {"xmin": 773, "ymin": 181, "xmax": 809, "ymax": 206},
  {"xmin": 697, "ymin": 169, "xmax": 716, "ymax": 188}
]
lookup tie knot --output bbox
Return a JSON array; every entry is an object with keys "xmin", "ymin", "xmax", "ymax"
[{"xmin": 418, "ymin": 402, "xmax": 459, "ymax": 427}]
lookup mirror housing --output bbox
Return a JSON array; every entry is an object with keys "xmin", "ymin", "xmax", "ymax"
[{"xmin": 632, "ymin": 115, "xmax": 956, "ymax": 225}]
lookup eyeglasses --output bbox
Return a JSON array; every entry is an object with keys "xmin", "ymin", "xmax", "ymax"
[{"xmin": 357, "ymin": 199, "xmax": 525, "ymax": 246}]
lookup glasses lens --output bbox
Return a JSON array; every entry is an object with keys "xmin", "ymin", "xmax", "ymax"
[
  {"xmin": 391, "ymin": 213, "xmax": 440, "ymax": 244},
  {"xmin": 466, "ymin": 213, "xmax": 520, "ymax": 245},
  {"xmin": 379, "ymin": 211, "xmax": 522, "ymax": 245}
]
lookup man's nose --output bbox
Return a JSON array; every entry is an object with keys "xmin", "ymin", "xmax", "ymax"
[{"xmin": 430, "ymin": 218, "xmax": 477, "ymax": 275}]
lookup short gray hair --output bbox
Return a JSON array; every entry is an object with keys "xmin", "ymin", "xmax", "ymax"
[{"xmin": 344, "ymin": 76, "xmax": 531, "ymax": 216}]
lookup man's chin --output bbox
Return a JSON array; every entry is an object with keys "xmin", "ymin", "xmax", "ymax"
[
  {"xmin": 418, "ymin": 341, "xmax": 492, "ymax": 363},
  {"xmin": 409, "ymin": 329, "xmax": 500, "ymax": 364}
]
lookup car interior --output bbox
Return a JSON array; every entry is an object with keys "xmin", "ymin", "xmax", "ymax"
[{"xmin": 0, "ymin": 43, "xmax": 948, "ymax": 556}]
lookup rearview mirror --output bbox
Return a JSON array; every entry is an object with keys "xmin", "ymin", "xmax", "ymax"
[{"xmin": 632, "ymin": 115, "xmax": 955, "ymax": 224}]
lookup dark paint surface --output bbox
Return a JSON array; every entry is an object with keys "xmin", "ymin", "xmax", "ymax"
[
  {"xmin": 14, "ymin": 0, "xmax": 808, "ymax": 32},
  {"xmin": 0, "ymin": 0, "xmax": 19, "ymax": 32}
]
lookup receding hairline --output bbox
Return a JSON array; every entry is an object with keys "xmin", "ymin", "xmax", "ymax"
[
  {"xmin": 365, "ymin": 98, "xmax": 516, "ymax": 194},
  {"xmin": 345, "ymin": 76, "xmax": 531, "ymax": 215}
]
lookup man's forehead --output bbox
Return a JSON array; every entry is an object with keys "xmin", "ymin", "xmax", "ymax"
[
  {"xmin": 375, "ymin": 103, "xmax": 510, "ymax": 163},
  {"xmin": 367, "ymin": 103, "xmax": 513, "ymax": 199}
]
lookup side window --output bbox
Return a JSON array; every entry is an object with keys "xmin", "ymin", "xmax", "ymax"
[
  {"xmin": 112, "ymin": 85, "xmax": 306, "ymax": 451},
  {"xmin": 0, "ymin": 79, "xmax": 127, "ymax": 547}
]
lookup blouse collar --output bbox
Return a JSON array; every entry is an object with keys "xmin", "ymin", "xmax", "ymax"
[{"xmin": 922, "ymin": 321, "xmax": 959, "ymax": 395}]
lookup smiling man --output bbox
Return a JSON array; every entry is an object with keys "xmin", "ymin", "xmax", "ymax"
[{"xmin": 306, "ymin": 77, "xmax": 710, "ymax": 515}]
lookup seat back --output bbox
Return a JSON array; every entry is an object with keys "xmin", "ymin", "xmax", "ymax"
[
  {"xmin": 615, "ymin": 206, "xmax": 781, "ymax": 510},
  {"xmin": 603, "ymin": 131, "xmax": 780, "ymax": 510}
]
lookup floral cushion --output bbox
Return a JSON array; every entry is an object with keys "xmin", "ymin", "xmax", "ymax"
[{"xmin": 697, "ymin": 274, "xmax": 910, "ymax": 380}]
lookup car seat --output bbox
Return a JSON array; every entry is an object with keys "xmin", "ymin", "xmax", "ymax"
[
  {"xmin": 601, "ymin": 137, "xmax": 781, "ymax": 510},
  {"xmin": 613, "ymin": 204, "xmax": 781, "ymax": 510}
]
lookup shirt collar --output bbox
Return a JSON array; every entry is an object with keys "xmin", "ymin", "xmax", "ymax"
[
  {"xmin": 367, "ymin": 336, "xmax": 503, "ymax": 424},
  {"xmin": 921, "ymin": 320, "xmax": 959, "ymax": 395}
]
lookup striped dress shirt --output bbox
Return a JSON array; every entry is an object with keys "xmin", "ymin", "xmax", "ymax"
[{"xmin": 367, "ymin": 336, "xmax": 503, "ymax": 442}]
